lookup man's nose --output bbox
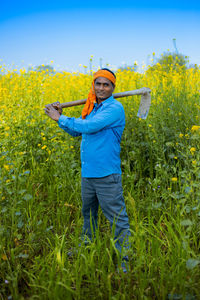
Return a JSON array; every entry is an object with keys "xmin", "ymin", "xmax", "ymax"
[{"xmin": 99, "ymin": 84, "xmax": 104, "ymax": 90}]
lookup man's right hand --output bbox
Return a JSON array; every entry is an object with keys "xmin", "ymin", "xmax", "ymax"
[{"xmin": 52, "ymin": 102, "xmax": 63, "ymax": 115}]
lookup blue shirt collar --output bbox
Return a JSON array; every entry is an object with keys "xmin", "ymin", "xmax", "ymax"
[{"xmin": 94, "ymin": 95, "xmax": 114, "ymax": 107}]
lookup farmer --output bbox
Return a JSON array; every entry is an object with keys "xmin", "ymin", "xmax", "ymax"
[{"xmin": 44, "ymin": 68, "xmax": 130, "ymax": 269}]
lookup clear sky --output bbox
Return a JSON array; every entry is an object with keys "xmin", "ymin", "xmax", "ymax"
[{"xmin": 1, "ymin": 0, "xmax": 200, "ymax": 72}]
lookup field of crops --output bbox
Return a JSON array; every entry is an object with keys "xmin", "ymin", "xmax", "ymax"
[{"xmin": 0, "ymin": 64, "xmax": 200, "ymax": 299}]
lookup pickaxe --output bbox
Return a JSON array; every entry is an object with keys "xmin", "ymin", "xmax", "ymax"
[{"xmin": 56, "ymin": 87, "xmax": 151, "ymax": 119}]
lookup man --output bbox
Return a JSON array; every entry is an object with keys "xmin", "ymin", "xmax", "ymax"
[{"xmin": 44, "ymin": 68, "xmax": 130, "ymax": 270}]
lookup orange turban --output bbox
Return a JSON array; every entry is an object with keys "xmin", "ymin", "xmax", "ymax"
[{"xmin": 81, "ymin": 69, "xmax": 116, "ymax": 119}]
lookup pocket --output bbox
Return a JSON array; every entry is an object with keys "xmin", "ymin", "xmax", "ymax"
[{"xmin": 112, "ymin": 174, "xmax": 121, "ymax": 184}]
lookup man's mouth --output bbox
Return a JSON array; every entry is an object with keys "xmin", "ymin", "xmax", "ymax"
[{"xmin": 97, "ymin": 92, "xmax": 105, "ymax": 96}]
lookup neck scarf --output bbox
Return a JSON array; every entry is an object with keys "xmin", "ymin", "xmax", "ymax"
[{"xmin": 81, "ymin": 69, "xmax": 116, "ymax": 119}]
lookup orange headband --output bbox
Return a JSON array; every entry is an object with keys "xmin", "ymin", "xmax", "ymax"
[
  {"xmin": 93, "ymin": 69, "xmax": 116, "ymax": 85},
  {"xmin": 82, "ymin": 70, "xmax": 116, "ymax": 119}
]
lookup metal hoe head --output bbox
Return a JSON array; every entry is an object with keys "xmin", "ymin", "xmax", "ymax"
[{"xmin": 137, "ymin": 88, "xmax": 151, "ymax": 119}]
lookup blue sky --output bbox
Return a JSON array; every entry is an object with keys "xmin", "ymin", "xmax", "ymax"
[{"xmin": 1, "ymin": 0, "xmax": 200, "ymax": 71}]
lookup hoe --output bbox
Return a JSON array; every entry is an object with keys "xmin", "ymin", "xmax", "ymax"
[{"xmin": 56, "ymin": 87, "xmax": 151, "ymax": 119}]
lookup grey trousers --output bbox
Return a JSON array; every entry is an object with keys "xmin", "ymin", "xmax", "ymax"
[{"xmin": 81, "ymin": 174, "xmax": 130, "ymax": 253}]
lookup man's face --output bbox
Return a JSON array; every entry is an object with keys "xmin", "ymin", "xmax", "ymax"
[{"xmin": 94, "ymin": 77, "xmax": 115, "ymax": 102}]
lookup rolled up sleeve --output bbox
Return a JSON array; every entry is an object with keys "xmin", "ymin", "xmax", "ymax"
[{"xmin": 58, "ymin": 115, "xmax": 82, "ymax": 137}]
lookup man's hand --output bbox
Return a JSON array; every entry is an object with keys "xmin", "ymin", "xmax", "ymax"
[
  {"xmin": 52, "ymin": 102, "xmax": 63, "ymax": 115},
  {"xmin": 44, "ymin": 104, "xmax": 61, "ymax": 121}
]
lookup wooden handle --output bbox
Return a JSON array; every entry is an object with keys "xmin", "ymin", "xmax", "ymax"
[{"xmin": 60, "ymin": 87, "xmax": 151, "ymax": 108}]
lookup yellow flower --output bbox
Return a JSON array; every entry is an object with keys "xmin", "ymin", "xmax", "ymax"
[
  {"xmin": 1, "ymin": 254, "xmax": 7, "ymax": 261},
  {"xmin": 14, "ymin": 238, "xmax": 20, "ymax": 246},
  {"xmin": 148, "ymin": 124, "xmax": 152, "ymax": 127},
  {"xmin": 192, "ymin": 160, "xmax": 197, "ymax": 165},
  {"xmin": 179, "ymin": 133, "xmax": 183, "ymax": 138},
  {"xmin": 190, "ymin": 147, "xmax": 196, "ymax": 154},
  {"xmin": 41, "ymin": 145, "xmax": 47, "ymax": 150},
  {"xmin": 191, "ymin": 125, "xmax": 200, "ymax": 132},
  {"xmin": 3, "ymin": 165, "xmax": 10, "ymax": 170},
  {"xmin": 171, "ymin": 177, "xmax": 178, "ymax": 182},
  {"xmin": 174, "ymin": 156, "xmax": 177, "ymax": 160}
]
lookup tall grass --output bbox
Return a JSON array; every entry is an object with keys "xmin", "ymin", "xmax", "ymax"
[{"xmin": 0, "ymin": 64, "xmax": 200, "ymax": 299}]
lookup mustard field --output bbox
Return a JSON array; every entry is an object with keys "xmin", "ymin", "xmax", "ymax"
[{"xmin": 0, "ymin": 64, "xmax": 200, "ymax": 299}]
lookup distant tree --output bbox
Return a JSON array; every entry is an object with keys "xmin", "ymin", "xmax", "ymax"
[
  {"xmin": 157, "ymin": 52, "xmax": 189, "ymax": 67},
  {"xmin": 150, "ymin": 52, "xmax": 189, "ymax": 72},
  {"xmin": 118, "ymin": 65, "xmax": 137, "ymax": 72},
  {"xmin": 34, "ymin": 65, "xmax": 55, "ymax": 73},
  {"xmin": 188, "ymin": 63, "xmax": 199, "ymax": 70}
]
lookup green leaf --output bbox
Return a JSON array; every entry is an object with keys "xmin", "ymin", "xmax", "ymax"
[
  {"xmin": 18, "ymin": 189, "xmax": 27, "ymax": 195},
  {"xmin": 46, "ymin": 226, "xmax": 53, "ymax": 232},
  {"xmin": 186, "ymin": 258, "xmax": 200, "ymax": 270},
  {"xmin": 23, "ymin": 194, "xmax": 33, "ymax": 201},
  {"xmin": 18, "ymin": 253, "xmax": 29, "ymax": 259},
  {"xmin": 184, "ymin": 186, "xmax": 192, "ymax": 194},
  {"xmin": 15, "ymin": 211, "xmax": 21, "ymax": 216},
  {"xmin": 168, "ymin": 294, "xmax": 182, "ymax": 300},
  {"xmin": 180, "ymin": 219, "xmax": 193, "ymax": 226},
  {"xmin": 152, "ymin": 202, "xmax": 162, "ymax": 209},
  {"xmin": 23, "ymin": 170, "xmax": 30, "ymax": 175},
  {"xmin": 17, "ymin": 220, "xmax": 24, "ymax": 229}
]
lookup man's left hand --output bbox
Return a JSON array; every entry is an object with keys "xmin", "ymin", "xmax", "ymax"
[{"xmin": 44, "ymin": 104, "xmax": 61, "ymax": 121}]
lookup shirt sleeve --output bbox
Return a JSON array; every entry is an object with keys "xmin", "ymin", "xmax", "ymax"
[
  {"xmin": 58, "ymin": 115, "xmax": 82, "ymax": 137},
  {"xmin": 58, "ymin": 104, "xmax": 125, "ymax": 134}
]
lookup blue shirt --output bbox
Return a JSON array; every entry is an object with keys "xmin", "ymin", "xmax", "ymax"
[{"xmin": 58, "ymin": 95, "xmax": 125, "ymax": 178}]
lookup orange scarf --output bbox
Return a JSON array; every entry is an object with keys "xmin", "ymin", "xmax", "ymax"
[{"xmin": 82, "ymin": 69, "xmax": 116, "ymax": 119}]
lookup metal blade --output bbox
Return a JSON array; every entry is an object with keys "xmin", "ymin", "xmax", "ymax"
[{"xmin": 137, "ymin": 92, "xmax": 151, "ymax": 119}]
